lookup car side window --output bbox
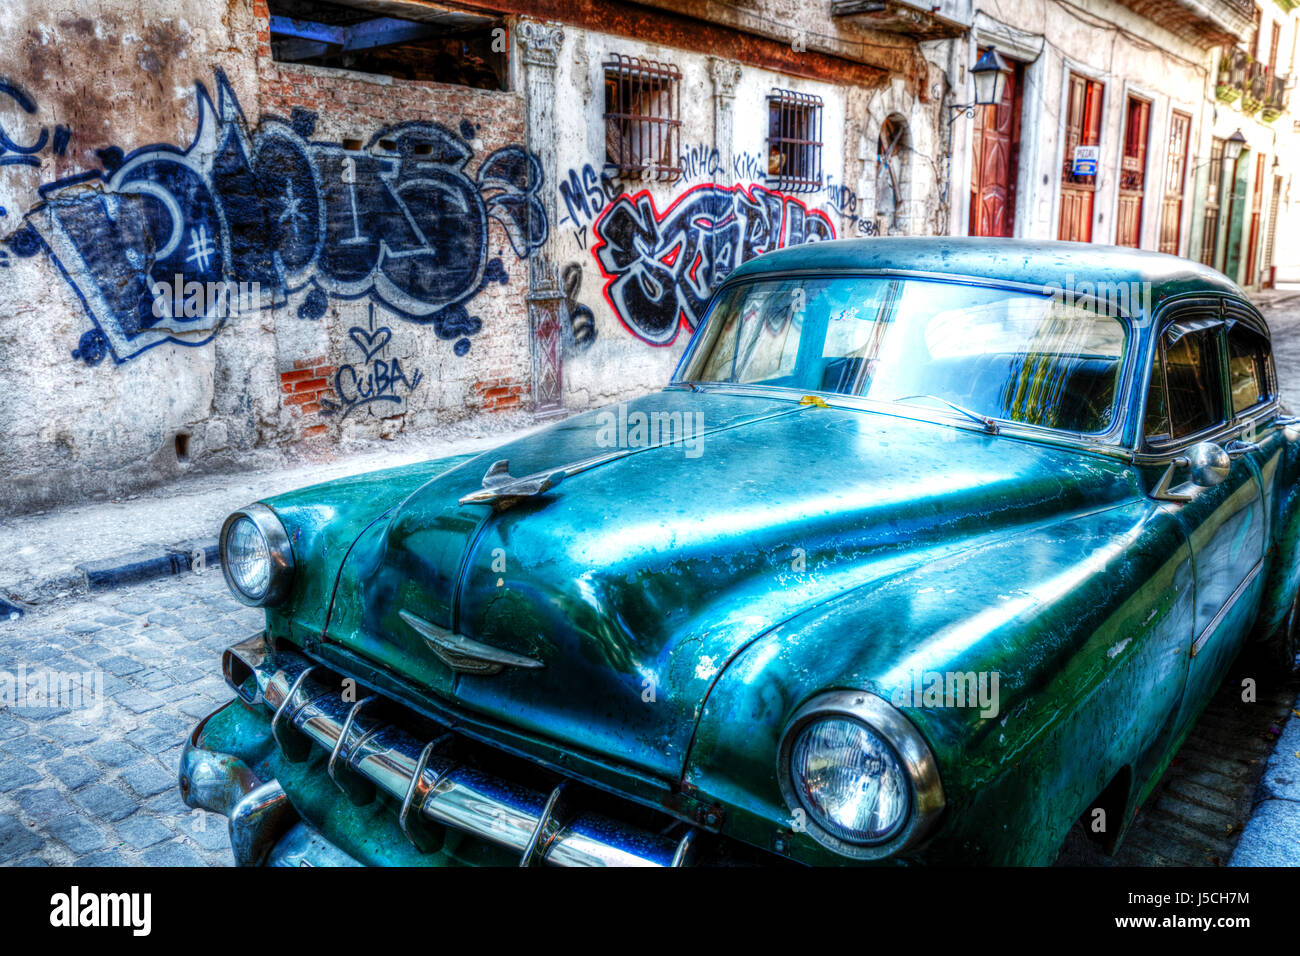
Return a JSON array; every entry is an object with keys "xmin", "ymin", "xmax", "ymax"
[
  {"xmin": 1226, "ymin": 324, "xmax": 1270, "ymax": 414},
  {"xmin": 1162, "ymin": 326, "xmax": 1225, "ymax": 440},
  {"xmin": 1143, "ymin": 345, "xmax": 1171, "ymax": 441}
]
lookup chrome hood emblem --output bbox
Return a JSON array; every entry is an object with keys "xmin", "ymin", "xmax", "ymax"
[
  {"xmin": 458, "ymin": 458, "xmax": 568, "ymax": 511},
  {"xmin": 398, "ymin": 609, "xmax": 544, "ymax": 676}
]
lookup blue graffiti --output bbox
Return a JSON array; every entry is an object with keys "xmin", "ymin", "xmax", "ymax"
[
  {"xmin": 320, "ymin": 306, "xmax": 423, "ymax": 419},
  {"xmin": 16, "ymin": 70, "xmax": 546, "ymax": 365},
  {"xmin": 558, "ymin": 162, "xmax": 620, "ymax": 231},
  {"xmin": 0, "ymin": 78, "xmax": 71, "ymax": 173}
]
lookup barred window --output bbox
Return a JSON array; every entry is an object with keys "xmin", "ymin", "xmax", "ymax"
[
  {"xmin": 767, "ymin": 90, "xmax": 823, "ymax": 193},
  {"xmin": 603, "ymin": 55, "xmax": 682, "ymax": 182}
]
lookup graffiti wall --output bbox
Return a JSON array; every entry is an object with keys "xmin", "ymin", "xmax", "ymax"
[
  {"xmin": 548, "ymin": 33, "xmax": 853, "ymax": 406},
  {"xmin": 0, "ymin": 2, "xmax": 539, "ymax": 515},
  {"xmin": 13, "ymin": 70, "xmax": 544, "ymax": 366},
  {"xmin": 0, "ymin": 5, "xmax": 931, "ymax": 517}
]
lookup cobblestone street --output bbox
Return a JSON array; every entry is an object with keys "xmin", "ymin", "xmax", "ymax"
[{"xmin": 0, "ymin": 571, "xmax": 259, "ymax": 866}]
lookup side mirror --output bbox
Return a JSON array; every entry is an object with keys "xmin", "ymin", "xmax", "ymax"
[{"xmin": 1187, "ymin": 442, "xmax": 1231, "ymax": 488}]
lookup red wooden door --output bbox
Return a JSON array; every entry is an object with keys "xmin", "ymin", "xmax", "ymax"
[
  {"xmin": 1059, "ymin": 74, "xmax": 1104, "ymax": 242},
  {"xmin": 969, "ymin": 53, "xmax": 1022, "ymax": 237},
  {"xmin": 1116, "ymin": 96, "xmax": 1151, "ymax": 247},
  {"xmin": 1159, "ymin": 111, "xmax": 1191, "ymax": 255}
]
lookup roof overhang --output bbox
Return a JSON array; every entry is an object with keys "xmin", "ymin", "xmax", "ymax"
[{"xmin": 832, "ymin": 0, "xmax": 972, "ymax": 40}]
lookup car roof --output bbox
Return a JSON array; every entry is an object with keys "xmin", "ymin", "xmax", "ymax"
[{"xmin": 722, "ymin": 237, "xmax": 1250, "ymax": 322}]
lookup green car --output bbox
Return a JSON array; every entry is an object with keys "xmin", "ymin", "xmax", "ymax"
[{"xmin": 180, "ymin": 237, "xmax": 1300, "ymax": 866}]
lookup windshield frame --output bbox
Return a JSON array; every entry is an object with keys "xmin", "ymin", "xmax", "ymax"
[{"xmin": 670, "ymin": 269, "xmax": 1142, "ymax": 453}]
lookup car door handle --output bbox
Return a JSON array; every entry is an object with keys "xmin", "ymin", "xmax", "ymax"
[{"xmin": 1225, "ymin": 439, "xmax": 1260, "ymax": 458}]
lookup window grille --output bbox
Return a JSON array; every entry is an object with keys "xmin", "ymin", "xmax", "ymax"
[
  {"xmin": 603, "ymin": 54, "xmax": 682, "ymax": 183},
  {"xmin": 767, "ymin": 90, "xmax": 823, "ymax": 193}
]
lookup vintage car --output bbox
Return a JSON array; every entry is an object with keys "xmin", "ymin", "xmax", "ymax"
[{"xmin": 179, "ymin": 237, "xmax": 1300, "ymax": 866}]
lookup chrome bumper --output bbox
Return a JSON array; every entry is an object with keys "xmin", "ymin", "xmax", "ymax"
[{"xmin": 185, "ymin": 634, "xmax": 696, "ymax": 867}]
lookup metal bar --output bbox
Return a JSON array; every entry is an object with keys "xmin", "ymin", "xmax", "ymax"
[
  {"xmin": 519, "ymin": 782, "xmax": 568, "ymax": 866},
  {"xmin": 399, "ymin": 736, "xmax": 451, "ymax": 853},
  {"xmin": 271, "ymin": 665, "xmax": 317, "ymax": 763},
  {"xmin": 328, "ymin": 696, "xmax": 378, "ymax": 805}
]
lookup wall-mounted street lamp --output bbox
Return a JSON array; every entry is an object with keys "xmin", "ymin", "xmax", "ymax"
[
  {"xmin": 1224, "ymin": 128, "xmax": 1247, "ymax": 164},
  {"xmin": 949, "ymin": 48, "xmax": 1012, "ymax": 125}
]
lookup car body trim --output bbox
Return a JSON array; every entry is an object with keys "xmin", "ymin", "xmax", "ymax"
[
  {"xmin": 222, "ymin": 639, "xmax": 685, "ymax": 866},
  {"xmin": 1191, "ymin": 558, "xmax": 1265, "ymax": 658}
]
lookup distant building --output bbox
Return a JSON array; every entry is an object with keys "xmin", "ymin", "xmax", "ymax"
[{"xmin": 948, "ymin": 0, "xmax": 1296, "ymax": 290}]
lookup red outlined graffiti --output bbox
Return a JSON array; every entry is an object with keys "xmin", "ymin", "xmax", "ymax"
[{"xmin": 591, "ymin": 182, "xmax": 835, "ymax": 346}]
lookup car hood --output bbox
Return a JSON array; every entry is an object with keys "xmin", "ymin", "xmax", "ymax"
[{"xmin": 321, "ymin": 390, "xmax": 1139, "ymax": 782}]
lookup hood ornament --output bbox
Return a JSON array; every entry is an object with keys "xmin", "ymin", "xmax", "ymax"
[
  {"xmin": 399, "ymin": 609, "xmax": 544, "ymax": 676},
  {"xmin": 458, "ymin": 459, "xmax": 567, "ymax": 511}
]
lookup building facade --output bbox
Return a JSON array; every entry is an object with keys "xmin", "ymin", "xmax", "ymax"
[
  {"xmin": 0, "ymin": 0, "xmax": 1293, "ymax": 516},
  {"xmin": 951, "ymin": 0, "xmax": 1297, "ymax": 292}
]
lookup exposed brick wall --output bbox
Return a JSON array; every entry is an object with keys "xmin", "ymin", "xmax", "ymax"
[
  {"xmin": 279, "ymin": 356, "xmax": 334, "ymax": 432},
  {"xmin": 474, "ymin": 376, "xmax": 531, "ymax": 413}
]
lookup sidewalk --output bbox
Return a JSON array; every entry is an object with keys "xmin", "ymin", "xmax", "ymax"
[
  {"xmin": 1229, "ymin": 705, "xmax": 1300, "ymax": 866},
  {"xmin": 0, "ymin": 417, "xmax": 546, "ymax": 611}
]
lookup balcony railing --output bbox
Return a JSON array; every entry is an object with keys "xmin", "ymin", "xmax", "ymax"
[{"xmin": 1218, "ymin": 48, "xmax": 1291, "ymax": 121}]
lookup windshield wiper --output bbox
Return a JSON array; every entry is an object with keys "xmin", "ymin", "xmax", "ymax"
[{"xmin": 891, "ymin": 394, "xmax": 1000, "ymax": 435}]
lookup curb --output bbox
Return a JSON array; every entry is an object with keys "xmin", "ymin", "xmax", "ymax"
[
  {"xmin": 3, "ymin": 539, "xmax": 222, "ymax": 616},
  {"xmin": 76, "ymin": 537, "xmax": 221, "ymax": 592}
]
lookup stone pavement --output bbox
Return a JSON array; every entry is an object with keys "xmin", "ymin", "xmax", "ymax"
[
  {"xmin": 0, "ymin": 570, "xmax": 260, "ymax": 866},
  {"xmin": 1229, "ymin": 701, "xmax": 1300, "ymax": 865}
]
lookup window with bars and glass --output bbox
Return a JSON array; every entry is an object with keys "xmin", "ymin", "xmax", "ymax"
[
  {"xmin": 767, "ymin": 90, "xmax": 823, "ymax": 193},
  {"xmin": 603, "ymin": 54, "xmax": 682, "ymax": 183}
]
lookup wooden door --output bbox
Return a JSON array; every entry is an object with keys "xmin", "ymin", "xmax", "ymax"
[
  {"xmin": 969, "ymin": 53, "xmax": 1022, "ymax": 237},
  {"xmin": 1158, "ymin": 111, "xmax": 1190, "ymax": 255},
  {"xmin": 1200, "ymin": 137, "xmax": 1225, "ymax": 266},
  {"xmin": 1244, "ymin": 152, "xmax": 1266, "ymax": 284},
  {"xmin": 1059, "ymin": 74, "xmax": 1104, "ymax": 242},
  {"xmin": 1116, "ymin": 96, "xmax": 1151, "ymax": 247}
]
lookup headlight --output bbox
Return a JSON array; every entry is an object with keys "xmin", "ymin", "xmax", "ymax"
[
  {"xmin": 777, "ymin": 690, "xmax": 944, "ymax": 859},
  {"xmin": 790, "ymin": 717, "xmax": 908, "ymax": 843},
  {"xmin": 219, "ymin": 504, "xmax": 294, "ymax": 607}
]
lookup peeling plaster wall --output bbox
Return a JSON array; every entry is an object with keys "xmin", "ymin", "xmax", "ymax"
[
  {"xmin": 0, "ymin": 0, "xmax": 266, "ymax": 514},
  {"xmin": 0, "ymin": 0, "xmax": 540, "ymax": 515},
  {"xmin": 546, "ymin": 24, "xmax": 944, "ymax": 410}
]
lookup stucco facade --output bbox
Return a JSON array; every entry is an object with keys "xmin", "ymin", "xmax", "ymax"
[
  {"xmin": 0, "ymin": 0, "xmax": 949, "ymax": 516},
  {"xmin": 948, "ymin": 0, "xmax": 1297, "ymax": 291}
]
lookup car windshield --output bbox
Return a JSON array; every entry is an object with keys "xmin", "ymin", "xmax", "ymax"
[{"xmin": 675, "ymin": 275, "xmax": 1129, "ymax": 435}]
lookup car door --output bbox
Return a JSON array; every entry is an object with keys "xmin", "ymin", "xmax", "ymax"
[{"xmin": 1142, "ymin": 308, "xmax": 1267, "ymax": 733}]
